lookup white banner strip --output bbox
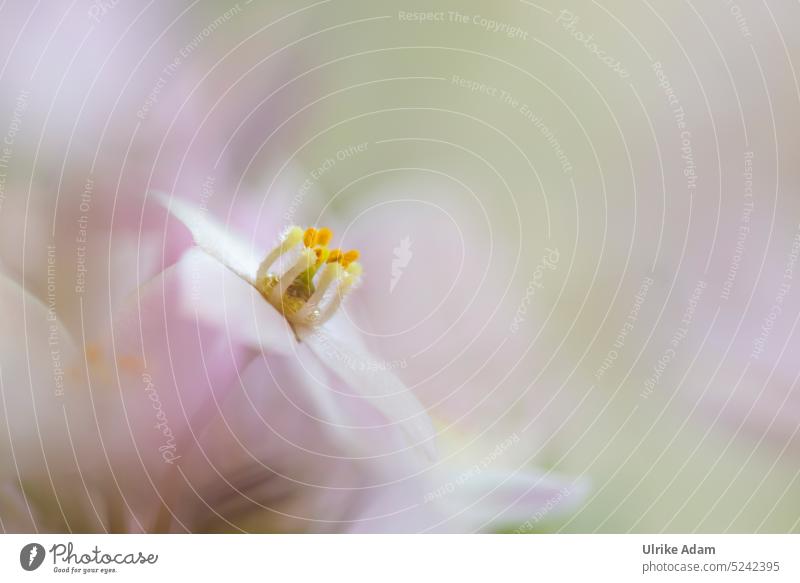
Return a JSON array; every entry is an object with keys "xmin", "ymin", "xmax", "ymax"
[{"xmin": 0, "ymin": 534, "xmax": 797, "ymax": 582}]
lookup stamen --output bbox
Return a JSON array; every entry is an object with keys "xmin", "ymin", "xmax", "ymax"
[
  {"xmin": 255, "ymin": 225, "xmax": 362, "ymax": 330},
  {"xmin": 327, "ymin": 249, "xmax": 342, "ymax": 264},
  {"xmin": 341, "ymin": 249, "xmax": 360, "ymax": 267},
  {"xmin": 296, "ymin": 262, "xmax": 343, "ymax": 322},
  {"xmin": 269, "ymin": 248, "xmax": 316, "ymax": 308},
  {"xmin": 256, "ymin": 226, "xmax": 303, "ymax": 282},
  {"xmin": 315, "ymin": 227, "xmax": 333, "ymax": 246},
  {"xmin": 315, "ymin": 263, "xmax": 362, "ymax": 326},
  {"xmin": 303, "ymin": 227, "xmax": 317, "ymax": 248}
]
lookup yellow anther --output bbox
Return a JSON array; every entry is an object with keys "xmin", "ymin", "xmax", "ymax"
[
  {"xmin": 314, "ymin": 247, "xmax": 330, "ymax": 265},
  {"xmin": 303, "ymin": 227, "xmax": 317, "ymax": 247},
  {"xmin": 315, "ymin": 227, "xmax": 333, "ymax": 247},
  {"xmin": 327, "ymin": 249, "xmax": 342, "ymax": 264},
  {"xmin": 341, "ymin": 249, "xmax": 360, "ymax": 267}
]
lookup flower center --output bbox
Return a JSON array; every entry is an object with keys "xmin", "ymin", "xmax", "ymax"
[{"xmin": 255, "ymin": 226, "xmax": 362, "ymax": 328}]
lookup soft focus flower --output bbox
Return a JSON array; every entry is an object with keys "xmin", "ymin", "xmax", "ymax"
[
  {"xmin": 227, "ymin": 175, "xmax": 587, "ymax": 532},
  {"xmin": 0, "ymin": 182, "xmax": 584, "ymax": 533},
  {"xmin": 0, "ymin": 1, "xmax": 586, "ymax": 533},
  {"xmin": 160, "ymin": 191, "xmax": 584, "ymax": 532},
  {"xmin": 0, "ymin": 188, "xmax": 443, "ymax": 532}
]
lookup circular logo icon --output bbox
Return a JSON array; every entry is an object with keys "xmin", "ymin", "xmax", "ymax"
[{"xmin": 19, "ymin": 543, "xmax": 46, "ymax": 571}]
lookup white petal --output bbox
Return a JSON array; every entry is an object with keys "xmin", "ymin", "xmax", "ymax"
[
  {"xmin": 301, "ymin": 314, "xmax": 438, "ymax": 461},
  {"xmin": 176, "ymin": 248, "xmax": 297, "ymax": 355},
  {"xmin": 433, "ymin": 465, "xmax": 587, "ymax": 532},
  {"xmin": 152, "ymin": 191, "xmax": 261, "ymax": 284}
]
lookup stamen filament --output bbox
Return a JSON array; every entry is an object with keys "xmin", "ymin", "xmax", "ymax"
[
  {"xmin": 270, "ymin": 248, "xmax": 316, "ymax": 307},
  {"xmin": 315, "ymin": 264, "xmax": 362, "ymax": 326},
  {"xmin": 296, "ymin": 262, "xmax": 343, "ymax": 322},
  {"xmin": 256, "ymin": 226, "xmax": 303, "ymax": 282}
]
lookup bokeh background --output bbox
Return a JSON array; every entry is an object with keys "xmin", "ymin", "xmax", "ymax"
[{"xmin": 1, "ymin": 0, "xmax": 799, "ymax": 532}]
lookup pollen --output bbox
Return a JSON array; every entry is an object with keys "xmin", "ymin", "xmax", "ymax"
[
  {"xmin": 303, "ymin": 227, "xmax": 317, "ymax": 248},
  {"xmin": 315, "ymin": 227, "xmax": 333, "ymax": 246},
  {"xmin": 255, "ymin": 225, "xmax": 362, "ymax": 329},
  {"xmin": 341, "ymin": 249, "xmax": 359, "ymax": 267}
]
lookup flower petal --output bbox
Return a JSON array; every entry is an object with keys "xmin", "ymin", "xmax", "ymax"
[
  {"xmin": 301, "ymin": 314, "xmax": 438, "ymax": 461},
  {"xmin": 171, "ymin": 351, "xmax": 435, "ymax": 532},
  {"xmin": 176, "ymin": 248, "xmax": 297, "ymax": 356},
  {"xmin": 433, "ymin": 465, "xmax": 587, "ymax": 532},
  {"xmin": 153, "ymin": 191, "xmax": 261, "ymax": 284},
  {"xmin": 0, "ymin": 270, "xmax": 78, "ymax": 479}
]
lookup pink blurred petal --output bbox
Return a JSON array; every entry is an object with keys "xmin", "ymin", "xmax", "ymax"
[
  {"xmin": 154, "ymin": 191, "xmax": 261, "ymax": 284},
  {"xmin": 302, "ymin": 314, "xmax": 438, "ymax": 461}
]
